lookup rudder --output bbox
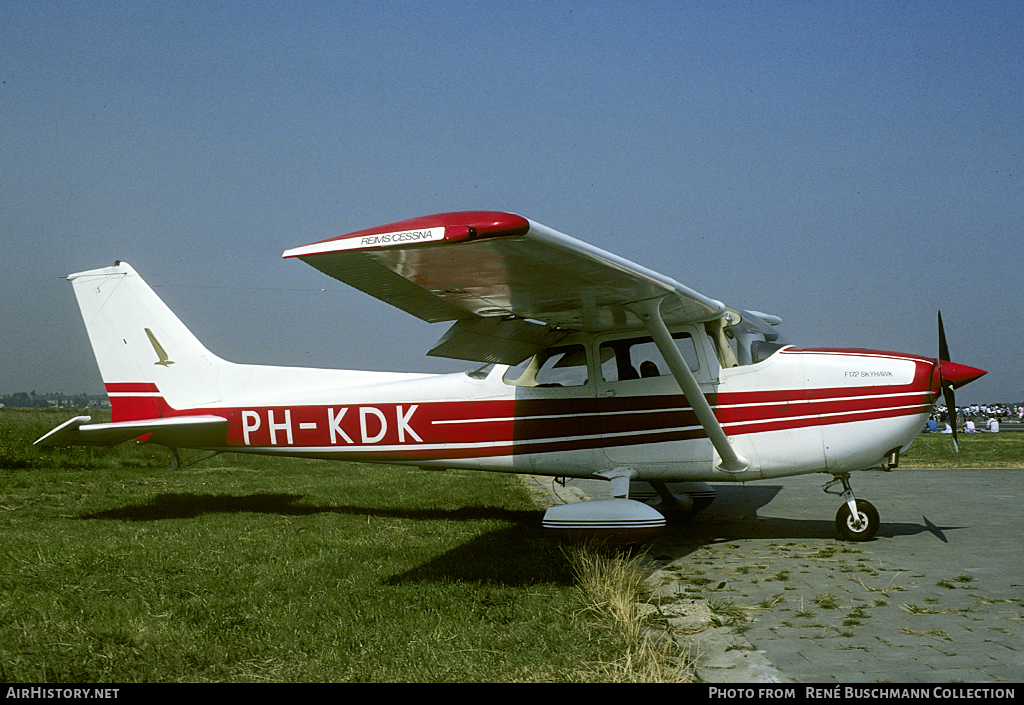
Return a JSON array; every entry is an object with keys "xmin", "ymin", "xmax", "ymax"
[{"xmin": 69, "ymin": 262, "xmax": 226, "ymax": 420}]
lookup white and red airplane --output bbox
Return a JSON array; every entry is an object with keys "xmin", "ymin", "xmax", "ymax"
[{"xmin": 36, "ymin": 211, "xmax": 985, "ymax": 543}]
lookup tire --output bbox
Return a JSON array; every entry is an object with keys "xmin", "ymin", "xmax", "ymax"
[{"xmin": 835, "ymin": 499, "xmax": 879, "ymax": 542}]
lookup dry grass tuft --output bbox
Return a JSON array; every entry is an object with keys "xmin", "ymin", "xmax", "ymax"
[{"xmin": 564, "ymin": 544, "xmax": 696, "ymax": 682}]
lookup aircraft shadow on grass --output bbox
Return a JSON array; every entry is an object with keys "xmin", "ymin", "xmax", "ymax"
[
  {"xmin": 81, "ymin": 492, "xmax": 539, "ymax": 524},
  {"xmin": 80, "ymin": 492, "xmax": 570, "ymax": 587},
  {"xmin": 78, "ymin": 483, "xmax": 965, "ymax": 586}
]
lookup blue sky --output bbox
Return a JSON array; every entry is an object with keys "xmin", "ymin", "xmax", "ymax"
[{"xmin": 3, "ymin": 1, "xmax": 1021, "ymax": 403}]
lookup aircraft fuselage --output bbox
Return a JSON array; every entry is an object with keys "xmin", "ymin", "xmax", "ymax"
[{"xmin": 107, "ymin": 336, "xmax": 945, "ymax": 484}]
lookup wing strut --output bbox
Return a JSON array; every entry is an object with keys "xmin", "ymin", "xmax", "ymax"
[{"xmin": 636, "ymin": 299, "xmax": 749, "ymax": 473}]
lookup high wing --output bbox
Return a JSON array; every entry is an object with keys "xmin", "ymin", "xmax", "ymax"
[{"xmin": 283, "ymin": 212, "xmax": 726, "ymax": 364}]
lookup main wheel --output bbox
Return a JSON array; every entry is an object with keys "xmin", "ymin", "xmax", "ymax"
[{"xmin": 835, "ymin": 499, "xmax": 879, "ymax": 542}]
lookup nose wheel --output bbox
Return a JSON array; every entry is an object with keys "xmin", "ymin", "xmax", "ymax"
[{"xmin": 825, "ymin": 473, "xmax": 879, "ymax": 541}]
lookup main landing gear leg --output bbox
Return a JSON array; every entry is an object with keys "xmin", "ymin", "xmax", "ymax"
[
  {"xmin": 825, "ymin": 473, "xmax": 879, "ymax": 542},
  {"xmin": 651, "ymin": 482, "xmax": 696, "ymax": 522}
]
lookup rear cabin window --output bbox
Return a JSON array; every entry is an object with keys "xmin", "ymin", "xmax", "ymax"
[
  {"xmin": 600, "ymin": 333, "xmax": 700, "ymax": 382},
  {"xmin": 502, "ymin": 344, "xmax": 589, "ymax": 387}
]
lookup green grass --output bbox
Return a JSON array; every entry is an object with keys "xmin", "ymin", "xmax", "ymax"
[
  {"xmin": 899, "ymin": 431, "xmax": 1024, "ymax": 468},
  {"xmin": 813, "ymin": 593, "xmax": 840, "ymax": 610},
  {"xmin": 2, "ymin": 409, "xmax": 681, "ymax": 682},
  {"xmin": 6, "ymin": 408, "xmax": 1022, "ymax": 681}
]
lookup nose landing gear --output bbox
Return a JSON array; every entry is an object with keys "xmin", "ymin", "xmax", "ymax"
[{"xmin": 825, "ymin": 473, "xmax": 880, "ymax": 542}]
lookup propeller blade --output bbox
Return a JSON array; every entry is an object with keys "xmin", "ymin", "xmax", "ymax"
[
  {"xmin": 943, "ymin": 380, "xmax": 959, "ymax": 453},
  {"xmin": 937, "ymin": 311, "xmax": 957, "ymax": 453},
  {"xmin": 938, "ymin": 311, "xmax": 950, "ymax": 362}
]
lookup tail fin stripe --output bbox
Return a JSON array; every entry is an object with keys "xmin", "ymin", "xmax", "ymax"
[{"xmin": 106, "ymin": 382, "xmax": 161, "ymax": 394}]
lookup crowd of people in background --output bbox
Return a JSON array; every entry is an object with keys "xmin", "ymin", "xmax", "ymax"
[{"xmin": 926, "ymin": 403, "xmax": 1023, "ymax": 434}]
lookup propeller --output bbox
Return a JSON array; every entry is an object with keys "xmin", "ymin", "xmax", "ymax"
[
  {"xmin": 938, "ymin": 311, "xmax": 959, "ymax": 453},
  {"xmin": 936, "ymin": 313, "xmax": 987, "ymax": 451}
]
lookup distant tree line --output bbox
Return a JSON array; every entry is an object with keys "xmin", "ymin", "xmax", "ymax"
[{"xmin": 0, "ymin": 391, "xmax": 107, "ymax": 409}]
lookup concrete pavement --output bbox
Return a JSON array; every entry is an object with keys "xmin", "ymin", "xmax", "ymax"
[{"xmin": 528, "ymin": 468, "xmax": 1024, "ymax": 683}]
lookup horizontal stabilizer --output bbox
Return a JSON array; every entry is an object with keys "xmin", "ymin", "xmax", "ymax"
[{"xmin": 35, "ymin": 415, "xmax": 228, "ymax": 448}]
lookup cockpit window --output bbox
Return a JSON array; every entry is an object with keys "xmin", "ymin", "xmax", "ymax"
[
  {"xmin": 502, "ymin": 344, "xmax": 589, "ymax": 387},
  {"xmin": 600, "ymin": 333, "xmax": 699, "ymax": 383}
]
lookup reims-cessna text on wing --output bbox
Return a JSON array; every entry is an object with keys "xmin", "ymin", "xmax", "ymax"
[{"xmin": 36, "ymin": 212, "xmax": 986, "ymax": 544}]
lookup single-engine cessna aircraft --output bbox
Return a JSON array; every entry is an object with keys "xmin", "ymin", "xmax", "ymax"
[{"xmin": 37, "ymin": 211, "xmax": 986, "ymax": 543}]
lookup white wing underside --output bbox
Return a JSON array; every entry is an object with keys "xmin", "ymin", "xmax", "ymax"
[{"xmin": 284, "ymin": 213, "xmax": 726, "ymax": 364}]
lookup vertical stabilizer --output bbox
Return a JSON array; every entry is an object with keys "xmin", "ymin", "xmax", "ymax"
[{"xmin": 69, "ymin": 262, "xmax": 226, "ymax": 420}]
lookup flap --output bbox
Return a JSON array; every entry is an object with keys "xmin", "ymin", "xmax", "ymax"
[{"xmin": 427, "ymin": 317, "xmax": 570, "ymax": 365}]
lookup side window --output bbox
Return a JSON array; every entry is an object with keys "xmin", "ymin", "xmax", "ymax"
[
  {"xmin": 600, "ymin": 333, "xmax": 699, "ymax": 383},
  {"xmin": 502, "ymin": 344, "xmax": 589, "ymax": 387}
]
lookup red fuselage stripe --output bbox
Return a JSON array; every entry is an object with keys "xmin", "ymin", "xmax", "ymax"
[{"xmin": 104, "ymin": 381, "xmax": 938, "ymax": 460}]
